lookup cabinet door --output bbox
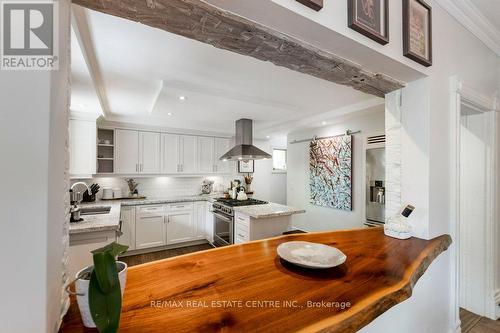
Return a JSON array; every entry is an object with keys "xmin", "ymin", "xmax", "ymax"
[
  {"xmin": 197, "ymin": 137, "xmax": 214, "ymax": 173},
  {"xmin": 135, "ymin": 206, "xmax": 166, "ymax": 249},
  {"xmin": 115, "ymin": 129, "xmax": 139, "ymax": 174},
  {"xmin": 167, "ymin": 211, "xmax": 194, "ymax": 244},
  {"xmin": 161, "ymin": 133, "xmax": 180, "ymax": 173},
  {"xmin": 194, "ymin": 202, "xmax": 206, "ymax": 239},
  {"xmin": 118, "ymin": 206, "xmax": 136, "ymax": 251},
  {"xmin": 179, "ymin": 135, "xmax": 198, "ymax": 173},
  {"xmin": 205, "ymin": 202, "xmax": 214, "ymax": 243},
  {"xmin": 139, "ymin": 131, "xmax": 160, "ymax": 174},
  {"xmin": 214, "ymin": 137, "xmax": 231, "ymax": 173},
  {"xmin": 69, "ymin": 119, "xmax": 96, "ymax": 177}
]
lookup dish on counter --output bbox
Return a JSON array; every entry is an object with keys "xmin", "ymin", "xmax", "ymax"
[{"xmin": 277, "ymin": 241, "xmax": 346, "ymax": 269}]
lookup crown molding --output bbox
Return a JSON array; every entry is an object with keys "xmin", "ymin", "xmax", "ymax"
[{"xmin": 436, "ymin": 0, "xmax": 500, "ymax": 57}]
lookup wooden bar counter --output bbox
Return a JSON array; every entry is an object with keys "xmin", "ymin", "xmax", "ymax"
[{"xmin": 60, "ymin": 228, "xmax": 451, "ymax": 333}]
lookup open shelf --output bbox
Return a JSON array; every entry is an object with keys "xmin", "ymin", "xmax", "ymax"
[{"xmin": 97, "ymin": 128, "xmax": 115, "ymax": 173}]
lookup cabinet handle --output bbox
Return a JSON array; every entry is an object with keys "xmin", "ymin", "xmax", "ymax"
[
  {"xmin": 135, "ymin": 164, "xmax": 138, "ymax": 172},
  {"xmin": 140, "ymin": 164, "xmax": 143, "ymax": 172}
]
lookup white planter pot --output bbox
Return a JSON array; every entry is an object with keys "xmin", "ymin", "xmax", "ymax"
[{"xmin": 75, "ymin": 261, "xmax": 128, "ymax": 328}]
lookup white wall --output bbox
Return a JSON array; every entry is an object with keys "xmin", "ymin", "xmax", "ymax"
[
  {"xmin": 287, "ymin": 108, "xmax": 384, "ymax": 231},
  {"xmin": 0, "ymin": 1, "xmax": 70, "ymax": 332}
]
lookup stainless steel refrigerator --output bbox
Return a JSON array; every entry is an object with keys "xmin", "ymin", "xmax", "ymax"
[{"xmin": 365, "ymin": 147, "xmax": 385, "ymax": 227}]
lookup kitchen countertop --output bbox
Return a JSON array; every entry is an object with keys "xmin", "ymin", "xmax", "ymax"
[
  {"xmin": 233, "ymin": 202, "xmax": 305, "ymax": 219},
  {"xmin": 60, "ymin": 228, "xmax": 451, "ymax": 332},
  {"xmin": 69, "ymin": 194, "xmax": 219, "ymax": 235}
]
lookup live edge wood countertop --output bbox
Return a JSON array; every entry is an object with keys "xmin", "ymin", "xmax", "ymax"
[{"xmin": 60, "ymin": 228, "xmax": 451, "ymax": 333}]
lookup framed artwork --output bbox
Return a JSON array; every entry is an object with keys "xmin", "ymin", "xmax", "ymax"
[
  {"xmin": 238, "ymin": 160, "xmax": 254, "ymax": 173},
  {"xmin": 348, "ymin": 0, "xmax": 389, "ymax": 45},
  {"xmin": 403, "ymin": 0, "xmax": 432, "ymax": 67},
  {"xmin": 309, "ymin": 136, "xmax": 352, "ymax": 211},
  {"xmin": 295, "ymin": 0, "xmax": 323, "ymax": 11}
]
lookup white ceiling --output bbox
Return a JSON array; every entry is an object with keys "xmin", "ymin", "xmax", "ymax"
[
  {"xmin": 71, "ymin": 8, "xmax": 379, "ymax": 137},
  {"xmin": 472, "ymin": 0, "xmax": 500, "ymax": 32}
]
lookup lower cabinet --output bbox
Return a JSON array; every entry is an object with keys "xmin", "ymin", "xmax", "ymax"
[
  {"xmin": 135, "ymin": 205, "xmax": 167, "ymax": 249},
  {"xmin": 132, "ymin": 202, "xmax": 211, "ymax": 251},
  {"xmin": 119, "ymin": 206, "xmax": 136, "ymax": 250},
  {"xmin": 166, "ymin": 210, "xmax": 194, "ymax": 244}
]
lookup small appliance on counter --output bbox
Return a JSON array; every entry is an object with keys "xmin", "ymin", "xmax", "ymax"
[
  {"xmin": 201, "ymin": 179, "xmax": 214, "ymax": 194},
  {"xmin": 384, "ymin": 205, "xmax": 415, "ymax": 239}
]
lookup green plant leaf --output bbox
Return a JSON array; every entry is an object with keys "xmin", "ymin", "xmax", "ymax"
[
  {"xmin": 92, "ymin": 252, "xmax": 117, "ymax": 293},
  {"xmin": 92, "ymin": 242, "xmax": 129, "ymax": 258},
  {"xmin": 89, "ymin": 255, "xmax": 122, "ymax": 333}
]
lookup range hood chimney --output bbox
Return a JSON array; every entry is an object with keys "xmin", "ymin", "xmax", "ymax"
[{"xmin": 219, "ymin": 119, "xmax": 272, "ymax": 161}]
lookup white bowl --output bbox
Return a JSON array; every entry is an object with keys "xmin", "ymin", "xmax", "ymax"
[{"xmin": 277, "ymin": 241, "xmax": 347, "ymax": 269}]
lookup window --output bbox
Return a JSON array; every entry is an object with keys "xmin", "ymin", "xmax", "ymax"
[{"xmin": 272, "ymin": 149, "xmax": 287, "ymax": 172}]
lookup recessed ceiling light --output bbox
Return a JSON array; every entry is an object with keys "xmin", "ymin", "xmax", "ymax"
[
  {"xmin": 179, "ymin": 96, "xmax": 186, "ymax": 101},
  {"xmin": 238, "ymin": 157, "xmax": 243, "ymax": 160},
  {"xmin": 321, "ymin": 121, "xmax": 327, "ymax": 125},
  {"xmin": 167, "ymin": 112, "xmax": 172, "ymax": 116},
  {"xmin": 266, "ymin": 135, "xmax": 270, "ymax": 139}
]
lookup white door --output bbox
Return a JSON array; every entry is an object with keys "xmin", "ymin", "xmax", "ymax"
[
  {"xmin": 161, "ymin": 133, "xmax": 180, "ymax": 173},
  {"xmin": 115, "ymin": 129, "xmax": 139, "ymax": 174},
  {"xmin": 118, "ymin": 206, "xmax": 136, "ymax": 251},
  {"xmin": 135, "ymin": 206, "xmax": 166, "ymax": 249},
  {"xmin": 194, "ymin": 202, "xmax": 206, "ymax": 239},
  {"xmin": 198, "ymin": 137, "xmax": 214, "ymax": 173},
  {"xmin": 69, "ymin": 119, "xmax": 96, "ymax": 177},
  {"xmin": 179, "ymin": 135, "xmax": 198, "ymax": 173},
  {"xmin": 167, "ymin": 211, "xmax": 194, "ymax": 244},
  {"xmin": 139, "ymin": 131, "xmax": 160, "ymax": 174},
  {"xmin": 214, "ymin": 137, "xmax": 231, "ymax": 173}
]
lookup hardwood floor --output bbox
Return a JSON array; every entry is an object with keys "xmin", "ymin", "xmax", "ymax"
[
  {"xmin": 119, "ymin": 243, "xmax": 214, "ymax": 267},
  {"xmin": 460, "ymin": 308, "xmax": 500, "ymax": 333}
]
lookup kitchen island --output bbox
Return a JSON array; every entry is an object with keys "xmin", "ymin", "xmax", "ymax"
[{"xmin": 60, "ymin": 228, "xmax": 451, "ymax": 333}]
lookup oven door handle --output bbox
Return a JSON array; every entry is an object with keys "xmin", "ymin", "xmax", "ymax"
[{"xmin": 213, "ymin": 212, "xmax": 232, "ymax": 223}]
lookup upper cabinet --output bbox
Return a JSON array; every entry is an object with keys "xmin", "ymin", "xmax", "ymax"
[
  {"xmin": 214, "ymin": 137, "xmax": 231, "ymax": 173},
  {"xmin": 115, "ymin": 129, "xmax": 139, "ymax": 174},
  {"xmin": 179, "ymin": 135, "xmax": 198, "ymax": 173},
  {"xmin": 69, "ymin": 118, "xmax": 97, "ymax": 178},
  {"xmin": 198, "ymin": 136, "xmax": 215, "ymax": 173},
  {"xmin": 97, "ymin": 126, "xmax": 231, "ymax": 176},
  {"xmin": 139, "ymin": 132, "xmax": 160, "ymax": 174},
  {"xmin": 161, "ymin": 133, "xmax": 179, "ymax": 173}
]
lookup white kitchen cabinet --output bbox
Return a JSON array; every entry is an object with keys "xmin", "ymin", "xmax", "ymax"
[
  {"xmin": 135, "ymin": 205, "xmax": 166, "ymax": 249},
  {"xmin": 166, "ymin": 210, "xmax": 194, "ymax": 244},
  {"xmin": 179, "ymin": 135, "xmax": 198, "ymax": 173},
  {"xmin": 205, "ymin": 202, "xmax": 214, "ymax": 243},
  {"xmin": 194, "ymin": 202, "xmax": 207, "ymax": 240},
  {"xmin": 214, "ymin": 137, "xmax": 231, "ymax": 173},
  {"xmin": 198, "ymin": 137, "xmax": 215, "ymax": 173},
  {"xmin": 161, "ymin": 133, "xmax": 180, "ymax": 173},
  {"xmin": 115, "ymin": 129, "xmax": 139, "ymax": 174},
  {"xmin": 234, "ymin": 212, "xmax": 290, "ymax": 244},
  {"xmin": 118, "ymin": 206, "xmax": 136, "ymax": 251},
  {"xmin": 69, "ymin": 118, "xmax": 96, "ymax": 177},
  {"xmin": 139, "ymin": 131, "xmax": 161, "ymax": 174}
]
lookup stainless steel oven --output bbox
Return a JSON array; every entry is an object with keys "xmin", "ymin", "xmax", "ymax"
[{"xmin": 212, "ymin": 204, "xmax": 233, "ymax": 247}]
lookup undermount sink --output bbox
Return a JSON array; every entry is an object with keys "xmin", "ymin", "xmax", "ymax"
[{"xmin": 80, "ymin": 206, "xmax": 111, "ymax": 215}]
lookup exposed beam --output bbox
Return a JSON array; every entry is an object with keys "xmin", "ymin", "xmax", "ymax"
[
  {"xmin": 72, "ymin": 0, "xmax": 405, "ymax": 98},
  {"xmin": 71, "ymin": 5, "xmax": 111, "ymax": 117}
]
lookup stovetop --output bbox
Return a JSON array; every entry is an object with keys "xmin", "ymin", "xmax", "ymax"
[{"xmin": 215, "ymin": 198, "xmax": 268, "ymax": 207}]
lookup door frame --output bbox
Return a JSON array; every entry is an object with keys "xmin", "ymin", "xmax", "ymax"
[{"xmin": 449, "ymin": 76, "xmax": 498, "ymax": 327}]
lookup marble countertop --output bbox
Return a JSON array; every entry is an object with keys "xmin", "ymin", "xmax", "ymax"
[
  {"xmin": 233, "ymin": 202, "xmax": 305, "ymax": 219},
  {"xmin": 69, "ymin": 194, "xmax": 220, "ymax": 235},
  {"xmin": 69, "ymin": 202, "xmax": 121, "ymax": 234}
]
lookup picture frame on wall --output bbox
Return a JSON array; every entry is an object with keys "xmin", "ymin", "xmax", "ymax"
[
  {"xmin": 238, "ymin": 160, "xmax": 254, "ymax": 173},
  {"xmin": 348, "ymin": 0, "xmax": 389, "ymax": 45},
  {"xmin": 403, "ymin": 0, "xmax": 432, "ymax": 67},
  {"xmin": 295, "ymin": 0, "xmax": 323, "ymax": 11}
]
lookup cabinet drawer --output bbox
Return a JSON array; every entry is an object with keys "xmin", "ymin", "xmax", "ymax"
[
  {"xmin": 137, "ymin": 205, "xmax": 164, "ymax": 217},
  {"xmin": 235, "ymin": 213, "xmax": 250, "ymax": 227},
  {"xmin": 235, "ymin": 224, "xmax": 249, "ymax": 241},
  {"xmin": 167, "ymin": 202, "xmax": 194, "ymax": 211}
]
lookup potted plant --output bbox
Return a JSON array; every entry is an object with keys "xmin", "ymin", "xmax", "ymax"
[{"xmin": 69, "ymin": 242, "xmax": 129, "ymax": 332}]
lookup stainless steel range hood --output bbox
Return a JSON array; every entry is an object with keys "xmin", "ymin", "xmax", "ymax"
[{"xmin": 220, "ymin": 119, "xmax": 272, "ymax": 161}]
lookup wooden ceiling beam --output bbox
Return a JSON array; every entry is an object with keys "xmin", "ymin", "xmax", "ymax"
[{"xmin": 72, "ymin": 0, "xmax": 405, "ymax": 97}]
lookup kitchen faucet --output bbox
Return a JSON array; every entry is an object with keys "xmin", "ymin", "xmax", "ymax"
[{"xmin": 70, "ymin": 182, "xmax": 91, "ymax": 205}]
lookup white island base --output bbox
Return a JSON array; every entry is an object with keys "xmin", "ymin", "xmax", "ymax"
[{"xmin": 234, "ymin": 208, "xmax": 303, "ymax": 244}]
